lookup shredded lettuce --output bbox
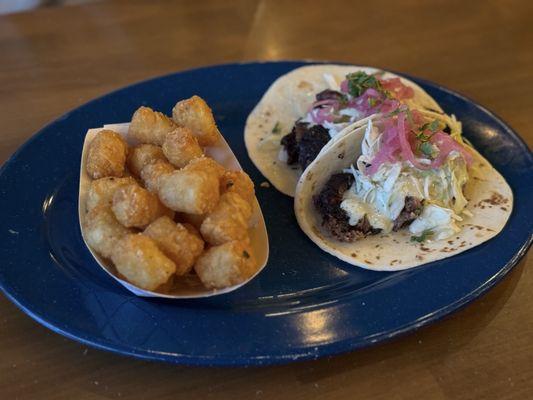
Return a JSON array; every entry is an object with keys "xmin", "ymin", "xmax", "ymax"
[
  {"xmin": 409, "ymin": 204, "xmax": 461, "ymax": 240},
  {"xmin": 340, "ymin": 120, "xmax": 470, "ymax": 241}
]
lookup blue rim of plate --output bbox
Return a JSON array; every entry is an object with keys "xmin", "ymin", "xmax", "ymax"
[{"xmin": 0, "ymin": 61, "xmax": 531, "ymax": 366}]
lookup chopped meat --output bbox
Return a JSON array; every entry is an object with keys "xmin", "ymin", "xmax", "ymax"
[
  {"xmin": 314, "ymin": 173, "xmax": 353, "ymax": 217},
  {"xmin": 315, "ymin": 89, "xmax": 346, "ymax": 102},
  {"xmin": 298, "ymin": 125, "xmax": 330, "ymax": 169},
  {"xmin": 393, "ymin": 196, "xmax": 423, "ymax": 231},
  {"xmin": 280, "ymin": 122, "xmax": 330, "ymax": 169},
  {"xmin": 280, "ymin": 124, "xmax": 301, "ymax": 165},
  {"xmin": 322, "ymin": 214, "xmax": 379, "ymax": 242},
  {"xmin": 314, "ymin": 173, "xmax": 380, "ymax": 242}
]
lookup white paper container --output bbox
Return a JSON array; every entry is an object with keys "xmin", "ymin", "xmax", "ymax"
[{"xmin": 79, "ymin": 123, "xmax": 269, "ymax": 298}]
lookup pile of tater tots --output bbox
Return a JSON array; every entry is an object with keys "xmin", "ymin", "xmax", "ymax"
[{"xmin": 83, "ymin": 95, "xmax": 258, "ymax": 291}]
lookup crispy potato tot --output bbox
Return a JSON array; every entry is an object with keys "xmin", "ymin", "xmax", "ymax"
[
  {"xmin": 172, "ymin": 96, "xmax": 220, "ymax": 146},
  {"xmin": 144, "ymin": 216, "xmax": 204, "ymax": 275},
  {"xmin": 194, "ymin": 240, "xmax": 257, "ymax": 289},
  {"xmin": 178, "ymin": 212, "xmax": 206, "ymax": 230},
  {"xmin": 158, "ymin": 160, "xmax": 220, "ymax": 214},
  {"xmin": 111, "ymin": 233, "xmax": 176, "ymax": 291},
  {"xmin": 186, "ymin": 156, "xmax": 225, "ymax": 178},
  {"xmin": 200, "ymin": 192, "xmax": 252, "ymax": 245},
  {"xmin": 86, "ymin": 176, "xmax": 137, "ymax": 212},
  {"xmin": 140, "ymin": 160, "xmax": 174, "ymax": 193},
  {"xmin": 220, "ymin": 170, "xmax": 255, "ymax": 205},
  {"xmin": 129, "ymin": 106, "xmax": 177, "ymax": 145},
  {"xmin": 162, "ymin": 127, "xmax": 203, "ymax": 168},
  {"xmin": 127, "ymin": 144, "xmax": 167, "ymax": 177},
  {"xmin": 112, "ymin": 184, "xmax": 173, "ymax": 228},
  {"xmin": 182, "ymin": 223, "xmax": 202, "ymax": 240},
  {"xmin": 86, "ymin": 130, "xmax": 128, "ymax": 179},
  {"xmin": 84, "ymin": 205, "xmax": 131, "ymax": 259}
]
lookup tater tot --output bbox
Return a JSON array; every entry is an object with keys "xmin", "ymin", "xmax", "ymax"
[
  {"xmin": 158, "ymin": 161, "xmax": 220, "ymax": 214},
  {"xmin": 111, "ymin": 233, "xmax": 176, "ymax": 291},
  {"xmin": 86, "ymin": 176, "xmax": 137, "ymax": 212},
  {"xmin": 194, "ymin": 240, "xmax": 257, "ymax": 289},
  {"xmin": 172, "ymin": 96, "xmax": 220, "ymax": 146},
  {"xmin": 127, "ymin": 144, "xmax": 167, "ymax": 177},
  {"xmin": 86, "ymin": 130, "xmax": 128, "ymax": 179},
  {"xmin": 182, "ymin": 223, "xmax": 203, "ymax": 240},
  {"xmin": 200, "ymin": 192, "xmax": 252, "ymax": 245},
  {"xmin": 178, "ymin": 212, "xmax": 206, "ymax": 230},
  {"xmin": 112, "ymin": 184, "xmax": 173, "ymax": 228},
  {"xmin": 220, "ymin": 170, "xmax": 255, "ymax": 205},
  {"xmin": 144, "ymin": 216, "xmax": 204, "ymax": 276},
  {"xmin": 84, "ymin": 205, "xmax": 131, "ymax": 259},
  {"xmin": 186, "ymin": 156, "xmax": 225, "ymax": 178},
  {"xmin": 140, "ymin": 160, "xmax": 174, "ymax": 193},
  {"xmin": 162, "ymin": 127, "xmax": 203, "ymax": 168},
  {"xmin": 129, "ymin": 106, "xmax": 177, "ymax": 145}
]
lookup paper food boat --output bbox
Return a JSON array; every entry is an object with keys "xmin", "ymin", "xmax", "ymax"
[{"xmin": 79, "ymin": 123, "xmax": 269, "ymax": 298}]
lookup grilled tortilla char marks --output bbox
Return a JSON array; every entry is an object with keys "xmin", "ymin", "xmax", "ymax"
[
  {"xmin": 314, "ymin": 173, "xmax": 380, "ymax": 242},
  {"xmin": 393, "ymin": 196, "xmax": 423, "ymax": 231}
]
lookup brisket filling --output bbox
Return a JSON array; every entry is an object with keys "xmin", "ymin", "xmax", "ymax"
[
  {"xmin": 314, "ymin": 175, "xmax": 423, "ymax": 241},
  {"xmin": 280, "ymin": 122, "xmax": 330, "ymax": 170},
  {"xmin": 392, "ymin": 196, "xmax": 423, "ymax": 231},
  {"xmin": 313, "ymin": 173, "xmax": 381, "ymax": 242}
]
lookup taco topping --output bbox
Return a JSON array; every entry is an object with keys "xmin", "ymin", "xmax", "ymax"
[
  {"xmin": 280, "ymin": 71, "xmax": 423, "ymax": 167},
  {"xmin": 316, "ymin": 109, "xmax": 473, "ymax": 242}
]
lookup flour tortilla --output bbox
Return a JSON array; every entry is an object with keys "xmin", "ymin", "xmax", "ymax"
[
  {"xmin": 294, "ymin": 121, "xmax": 513, "ymax": 271},
  {"xmin": 245, "ymin": 64, "xmax": 443, "ymax": 197}
]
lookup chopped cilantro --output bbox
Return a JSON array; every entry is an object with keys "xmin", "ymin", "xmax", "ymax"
[
  {"xmin": 419, "ymin": 142, "xmax": 437, "ymax": 158},
  {"xmin": 346, "ymin": 71, "xmax": 383, "ymax": 97},
  {"xmin": 271, "ymin": 121, "xmax": 282, "ymax": 134},
  {"xmin": 419, "ymin": 119, "xmax": 442, "ymax": 135},
  {"xmin": 428, "ymin": 119, "xmax": 441, "ymax": 132},
  {"xmin": 416, "ymin": 119, "xmax": 443, "ymax": 143},
  {"xmin": 411, "ymin": 229, "xmax": 434, "ymax": 243}
]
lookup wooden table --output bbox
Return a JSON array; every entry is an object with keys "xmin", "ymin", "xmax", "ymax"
[{"xmin": 0, "ymin": 1, "xmax": 531, "ymax": 398}]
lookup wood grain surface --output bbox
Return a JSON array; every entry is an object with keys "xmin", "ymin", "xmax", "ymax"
[{"xmin": 0, "ymin": 1, "xmax": 531, "ymax": 399}]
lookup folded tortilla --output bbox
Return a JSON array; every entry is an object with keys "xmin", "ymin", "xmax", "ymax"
[
  {"xmin": 245, "ymin": 64, "xmax": 443, "ymax": 197},
  {"xmin": 293, "ymin": 120, "xmax": 513, "ymax": 271}
]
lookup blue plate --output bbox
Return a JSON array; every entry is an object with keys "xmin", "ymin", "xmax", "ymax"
[{"xmin": 0, "ymin": 62, "xmax": 531, "ymax": 366}]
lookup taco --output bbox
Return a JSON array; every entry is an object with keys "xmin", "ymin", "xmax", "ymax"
[
  {"xmin": 245, "ymin": 64, "xmax": 451, "ymax": 196},
  {"xmin": 294, "ymin": 109, "xmax": 513, "ymax": 271}
]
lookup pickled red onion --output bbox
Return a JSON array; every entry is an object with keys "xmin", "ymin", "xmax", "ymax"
[
  {"xmin": 380, "ymin": 77, "xmax": 415, "ymax": 100},
  {"xmin": 309, "ymin": 99, "xmax": 340, "ymax": 111},
  {"xmin": 430, "ymin": 132, "xmax": 473, "ymax": 166},
  {"xmin": 396, "ymin": 113, "xmax": 431, "ymax": 170},
  {"xmin": 310, "ymin": 106, "xmax": 336, "ymax": 124},
  {"xmin": 367, "ymin": 111, "xmax": 472, "ymax": 175}
]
